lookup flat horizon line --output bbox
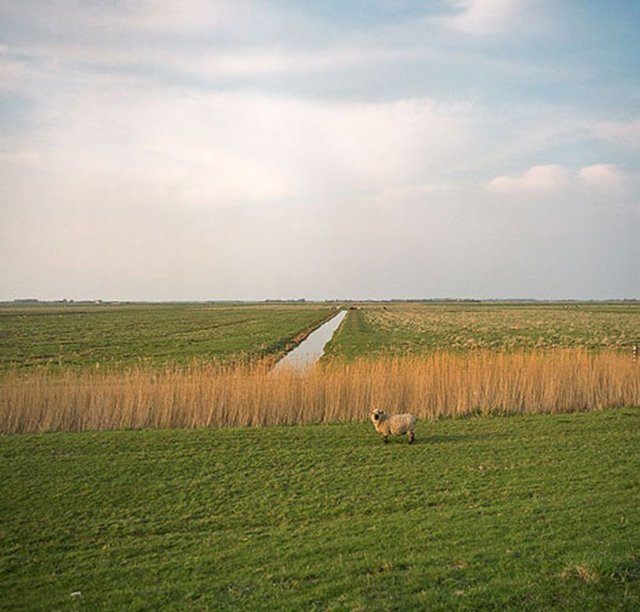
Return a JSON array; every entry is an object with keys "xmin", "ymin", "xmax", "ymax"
[{"xmin": 3, "ymin": 297, "xmax": 639, "ymax": 305}]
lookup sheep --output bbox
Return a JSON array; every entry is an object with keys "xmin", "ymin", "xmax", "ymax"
[{"xmin": 370, "ymin": 409, "xmax": 416, "ymax": 444}]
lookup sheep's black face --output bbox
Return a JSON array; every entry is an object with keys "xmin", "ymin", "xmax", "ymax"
[{"xmin": 371, "ymin": 410, "xmax": 381, "ymax": 421}]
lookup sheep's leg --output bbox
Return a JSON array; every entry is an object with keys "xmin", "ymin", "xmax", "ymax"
[
  {"xmin": 383, "ymin": 435, "xmax": 388, "ymax": 444},
  {"xmin": 408, "ymin": 431, "xmax": 415, "ymax": 444}
]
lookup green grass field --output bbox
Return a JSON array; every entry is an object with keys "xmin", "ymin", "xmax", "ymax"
[
  {"xmin": 0, "ymin": 303, "xmax": 334, "ymax": 369},
  {"xmin": 3, "ymin": 301, "xmax": 638, "ymax": 370},
  {"xmin": 2, "ymin": 408, "xmax": 639, "ymax": 610},
  {"xmin": 325, "ymin": 302, "xmax": 640, "ymax": 359}
]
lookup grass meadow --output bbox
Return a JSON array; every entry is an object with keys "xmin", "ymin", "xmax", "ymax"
[
  {"xmin": 2, "ymin": 301, "xmax": 639, "ymax": 608},
  {"xmin": 2, "ymin": 409, "xmax": 639, "ymax": 610},
  {"xmin": 0, "ymin": 302, "xmax": 335, "ymax": 370},
  {"xmin": 325, "ymin": 302, "xmax": 640, "ymax": 359}
]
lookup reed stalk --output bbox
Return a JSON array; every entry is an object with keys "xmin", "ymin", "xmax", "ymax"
[{"xmin": 1, "ymin": 350, "xmax": 638, "ymax": 434}]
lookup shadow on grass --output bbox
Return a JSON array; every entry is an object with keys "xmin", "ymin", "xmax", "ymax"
[
  {"xmin": 368, "ymin": 433, "xmax": 504, "ymax": 446},
  {"xmin": 368, "ymin": 433, "xmax": 500, "ymax": 446},
  {"xmin": 393, "ymin": 432, "xmax": 505, "ymax": 445},
  {"xmin": 606, "ymin": 555, "xmax": 640, "ymax": 583}
]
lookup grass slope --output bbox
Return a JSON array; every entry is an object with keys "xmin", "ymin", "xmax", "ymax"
[
  {"xmin": 2, "ymin": 409, "xmax": 639, "ymax": 610},
  {"xmin": 0, "ymin": 303, "xmax": 334, "ymax": 369}
]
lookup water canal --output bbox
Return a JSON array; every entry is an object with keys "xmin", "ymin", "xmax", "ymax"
[{"xmin": 272, "ymin": 309, "xmax": 347, "ymax": 373}]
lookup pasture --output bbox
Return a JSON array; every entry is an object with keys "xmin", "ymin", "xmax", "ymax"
[
  {"xmin": 2, "ymin": 409, "xmax": 639, "ymax": 610},
  {"xmin": 324, "ymin": 302, "xmax": 640, "ymax": 359},
  {"xmin": 2, "ymin": 301, "xmax": 638, "ymax": 370},
  {"xmin": 2, "ymin": 301, "xmax": 639, "ymax": 609},
  {"xmin": 0, "ymin": 302, "xmax": 334, "ymax": 369},
  {"xmin": 1, "ymin": 301, "xmax": 639, "ymax": 434}
]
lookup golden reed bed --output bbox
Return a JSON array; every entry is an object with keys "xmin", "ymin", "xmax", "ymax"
[{"xmin": 1, "ymin": 350, "xmax": 638, "ymax": 434}]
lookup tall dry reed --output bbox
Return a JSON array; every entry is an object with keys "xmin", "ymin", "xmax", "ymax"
[{"xmin": 1, "ymin": 350, "xmax": 638, "ymax": 434}]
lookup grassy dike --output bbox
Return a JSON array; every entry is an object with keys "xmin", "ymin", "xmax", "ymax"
[{"xmin": 2, "ymin": 409, "xmax": 639, "ymax": 610}]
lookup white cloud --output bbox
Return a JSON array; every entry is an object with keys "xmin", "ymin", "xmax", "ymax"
[
  {"xmin": 190, "ymin": 47, "xmax": 420, "ymax": 77},
  {"xmin": 5, "ymin": 86, "xmax": 472, "ymax": 208},
  {"xmin": 591, "ymin": 120, "xmax": 640, "ymax": 149},
  {"xmin": 0, "ymin": 0, "xmax": 550, "ymax": 87},
  {"xmin": 119, "ymin": 0, "xmax": 245, "ymax": 33},
  {"xmin": 578, "ymin": 164, "xmax": 626, "ymax": 190},
  {"xmin": 9, "ymin": 35, "xmax": 422, "ymax": 82},
  {"xmin": 0, "ymin": 0, "xmax": 248, "ymax": 37},
  {"xmin": 487, "ymin": 162, "xmax": 635, "ymax": 201},
  {"xmin": 0, "ymin": 50, "xmax": 29, "ymax": 92},
  {"xmin": 487, "ymin": 164, "xmax": 570, "ymax": 193},
  {"xmin": 2, "ymin": 1, "xmax": 638, "ymax": 300},
  {"xmin": 443, "ymin": 0, "xmax": 525, "ymax": 35}
]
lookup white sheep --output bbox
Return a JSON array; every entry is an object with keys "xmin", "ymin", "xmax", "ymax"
[{"xmin": 370, "ymin": 409, "xmax": 416, "ymax": 444}]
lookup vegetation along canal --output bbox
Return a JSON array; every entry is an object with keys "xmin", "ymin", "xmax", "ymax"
[{"xmin": 273, "ymin": 309, "xmax": 347, "ymax": 372}]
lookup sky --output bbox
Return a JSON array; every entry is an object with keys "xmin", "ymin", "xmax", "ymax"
[{"xmin": 1, "ymin": 0, "xmax": 639, "ymax": 301}]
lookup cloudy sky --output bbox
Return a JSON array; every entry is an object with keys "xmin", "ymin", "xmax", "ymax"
[{"xmin": 1, "ymin": 0, "xmax": 638, "ymax": 301}]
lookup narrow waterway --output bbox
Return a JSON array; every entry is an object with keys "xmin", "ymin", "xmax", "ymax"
[{"xmin": 272, "ymin": 309, "xmax": 347, "ymax": 373}]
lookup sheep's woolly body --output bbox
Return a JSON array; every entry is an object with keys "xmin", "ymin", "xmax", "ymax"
[{"xmin": 370, "ymin": 410, "xmax": 416, "ymax": 443}]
